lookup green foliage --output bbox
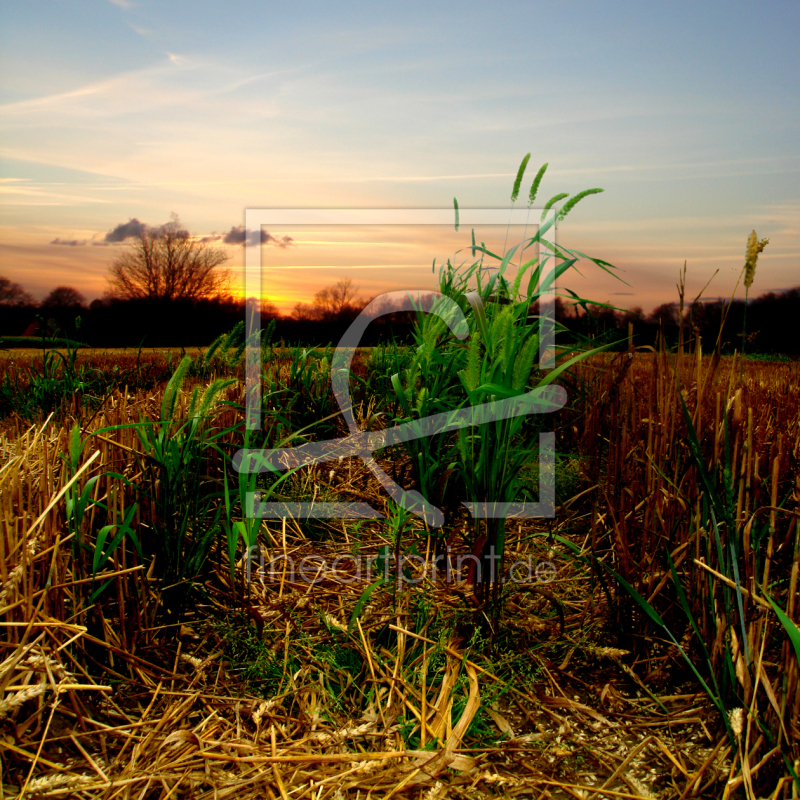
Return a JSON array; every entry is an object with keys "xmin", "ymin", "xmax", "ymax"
[
  {"xmin": 0, "ymin": 324, "xmax": 179, "ymax": 421},
  {"xmin": 386, "ymin": 159, "xmax": 619, "ymax": 635},
  {"xmin": 96, "ymin": 356, "xmax": 236, "ymax": 622},
  {"xmin": 262, "ymin": 344, "xmax": 338, "ymax": 443},
  {"xmin": 215, "ymin": 614, "xmax": 292, "ymax": 697},
  {"xmin": 1, "ymin": 322, "xmax": 95, "ymax": 419},
  {"xmin": 554, "ymin": 453, "xmax": 584, "ymax": 502},
  {"xmin": 763, "ymin": 591, "xmax": 800, "ymax": 669},
  {"xmin": 201, "ymin": 320, "xmax": 246, "ymax": 372}
]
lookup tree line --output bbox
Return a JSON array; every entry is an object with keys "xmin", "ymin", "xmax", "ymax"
[
  {"xmin": 556, "ymin": 291, "xmax": 800, "ymax": 356},
  {"xmin": 4, "ymin": 271, "xmax": 798, "ymax": 354},
  {"xmin": 2, "ymin": 215, "xmax": 798, "ymax": 353},
  {"xmin": 0, "ymin": 217, "xmax": 410, "ymax": 346},
  {"xmin": 0, "ymin": 277, "xmax": 412, "ymax": 348}
]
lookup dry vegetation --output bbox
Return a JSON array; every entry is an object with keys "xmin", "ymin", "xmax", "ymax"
[
  {"xmin": 1, "ymin": 170, "xmax": 797, "ymax": 798},
  {"xmin": 1, "ymin": 335, "xmax": 798, "ymax": 800}
]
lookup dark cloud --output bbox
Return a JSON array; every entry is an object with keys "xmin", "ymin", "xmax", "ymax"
[
  {"xmin": 221, "ymin": 226, "xmax": 245, "ymax": 245},
  {"xmin": 222, "ymin": 225, "xmax": 294, "ymax": 248},
  {"xmin": 98, "ymin": 216, "xmax": 292, "ymax": 247},
  {"xmin": 102, "ymin": 214, "xmax": 190, "ymax": 243},
  {"xmin": 50, "ymin": 237, "xmax": 87, "ymax": 246},
  {"xmin": 104, "ymin": 218, "xmax": 147, "ymax": 243},
  {"xmin": 150, "ymin": 218, "xmax": 190, "ymax": 239}
]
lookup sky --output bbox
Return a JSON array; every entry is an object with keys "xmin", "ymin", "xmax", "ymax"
[{"xmin": 1, "ymin": 0, "xmax": 798, "ymax": 316}]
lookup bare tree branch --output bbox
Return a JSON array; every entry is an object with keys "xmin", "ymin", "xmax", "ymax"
[
  {"xmin": 106, "ymin": 218, "xmax": 231, "ymax": 302},
  {"xmin": 0, "ymin": 276, "xmax": 34, "ymax": 306}
]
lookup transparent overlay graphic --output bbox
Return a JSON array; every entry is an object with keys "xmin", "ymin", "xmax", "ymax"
[{"xmin": 236, "ymin": 209, "xmax": 562, "ymax": 526}]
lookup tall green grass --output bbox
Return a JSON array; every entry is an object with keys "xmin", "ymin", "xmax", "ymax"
[{"xmin": 387, "ymin": 155, "xmax": 620, "ymax": 634}]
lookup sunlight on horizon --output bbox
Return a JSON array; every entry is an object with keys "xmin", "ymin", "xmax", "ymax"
[{"xmin": 1, "ymin": 1, "xmax": 797, "ymax": 312}]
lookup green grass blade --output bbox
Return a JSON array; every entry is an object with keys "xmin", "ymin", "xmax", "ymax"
[
  {"xmin": 348, "ymin": 577, "xmax": 387, "ymax": 635},
  {"xmin": 605, "ymin": 564, "xmax": 666, "ymax": 628},
  {"xmin": 729, "ymin": 541, "xmax": 751, "ymax": 665},
  {"xmin": 605, "ymin": 562, "xmax": 728, "ymax": 723},
  {"xmin": 764, "ymin": 591, "xmax": 800, "ymax": 668},
  {"xmin": 666, "ymin": 546, "xmax": 726, "ymax": 704},
  {"xmin": 678, "ymin": 392, "xmax": 727, "ymax": 525},
  {"xmin": 92, "ymin": 503, "xmax": 138, "ymax": 578}
]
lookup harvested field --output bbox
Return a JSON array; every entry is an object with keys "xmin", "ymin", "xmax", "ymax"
[{"xmin": 1, "ymin": 336, "xmax": 798, "ymax": 798}]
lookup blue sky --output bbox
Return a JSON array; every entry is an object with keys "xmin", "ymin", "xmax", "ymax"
[{"xmin": 1, "ymin": 0, "xmax": 798, "ymax": 313}]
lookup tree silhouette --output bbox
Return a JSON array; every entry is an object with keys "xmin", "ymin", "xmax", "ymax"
[
  {"xmin": 0, "ymin": 276, "xmax": 34, "ymax": 306},
  {"xmin": 41, "ymin": 286, "xmax": 86, "ymax": 308},
  {"xmin": 647, "ymin": 302, "xmax": 680, "ymax": 327},
  {"xmin": 107, "ymin": 217, "xmax": 231, "ymax": 302},
  {"xmin": 291, "ymin": 278, "xmax": 365, "ymax": 322}
]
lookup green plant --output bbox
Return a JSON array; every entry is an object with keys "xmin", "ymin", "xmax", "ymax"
[
  {"xmin": 30, "ymin": 320, "xmax": 91, "ymax": 417},
  {"xmin": 215, "ymin": 613, "xmax": 290, "ymax": 697},
  {"xmin": 391, "ymin": 155, "xmax": 620, "ymax": 636},
  {"xmin": 61, "ymin": 424, "xmax": 142, "ymax": 596},
  {"xmin": 95, "ymin": 356, "xmax": 235, "ymax": 622},
  {"xmin": 200, "ymin": 320, "xmax": 247, "ymax": 375},
  {"xmin": 225, "ymin": 402, "xmax": 348, "ymax": 593},
  {"xmin": 315, "ymin": 638, "xmax": 365, "ymax": 707},
  {"xmin": 262, "ymin": 345, "xmax": 338, "ymax": 443},
  {"xmin": 389, "ymin": 315, "xmax": 470, "ymax": 536}
]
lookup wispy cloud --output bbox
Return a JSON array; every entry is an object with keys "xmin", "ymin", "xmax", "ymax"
[
  {"xmin": 126, "ymin": 23, "xmax": 153, "ymax": 37},
  {"xmin": 219, "ymin": 225, "xmax": 295, "ymax": 247},
  {"xmin": 50, "ymin": 237, "xmax": 87, "ymax": 246},
  {"xmin": 0, "ymin": 182, "xmax": 110, "ymax": 205},
  {"xmin": 0, "ymin": 56, "xmax": 206, "ymax": 118}
]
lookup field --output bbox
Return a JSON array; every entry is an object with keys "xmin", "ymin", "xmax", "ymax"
[{"xmin": 1, "ymin": 326, "xmax": 799, "ymax": 799}]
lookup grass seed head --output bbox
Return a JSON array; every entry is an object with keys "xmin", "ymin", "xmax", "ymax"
[
  {"xmin": 557, "ymin": 188, "xmax": 604, "ymax": 222},
  {"xmin": 744, "ymin": 230, "xmax": 758, "ymax": 289},
  {"xmin": 511, "ymin": 153, "xmax": 531, "ymax": 203},
  {"xmin": 744, "ymin": 229, "xmax": 769, "ymax": 290},
  {"xmin": 528, "ymin": 162, "xmax": 548, "ymax": 208},
  {"xmin": 540, "ymin": 192, "xmax": 570, "ymax": 222},
  {"xmin": 729, "ymin": 707, "xmax": 744, "ymax": 738}
]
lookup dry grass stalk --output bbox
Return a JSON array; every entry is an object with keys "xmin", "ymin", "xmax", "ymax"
[{"xmin": 2, "ymin": 345, "xmax": 795, "ymax": 797}]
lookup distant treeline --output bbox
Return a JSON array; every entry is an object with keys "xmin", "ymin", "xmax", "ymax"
[
  {"xmin": 0, "ymin": 296, "xmax": 417, "ymax": 348},
  {"xmin": 557, "ymin": 288, "xmax": 800, "ymax": 356},
  {"xmin": 1, "ymin": 287, "xmax": 798, "ymax": 354}
]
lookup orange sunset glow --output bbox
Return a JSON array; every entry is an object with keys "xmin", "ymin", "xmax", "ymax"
[{"xmin": 2, "ymin": 2, "xmax": 798, "ymax": 319}]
